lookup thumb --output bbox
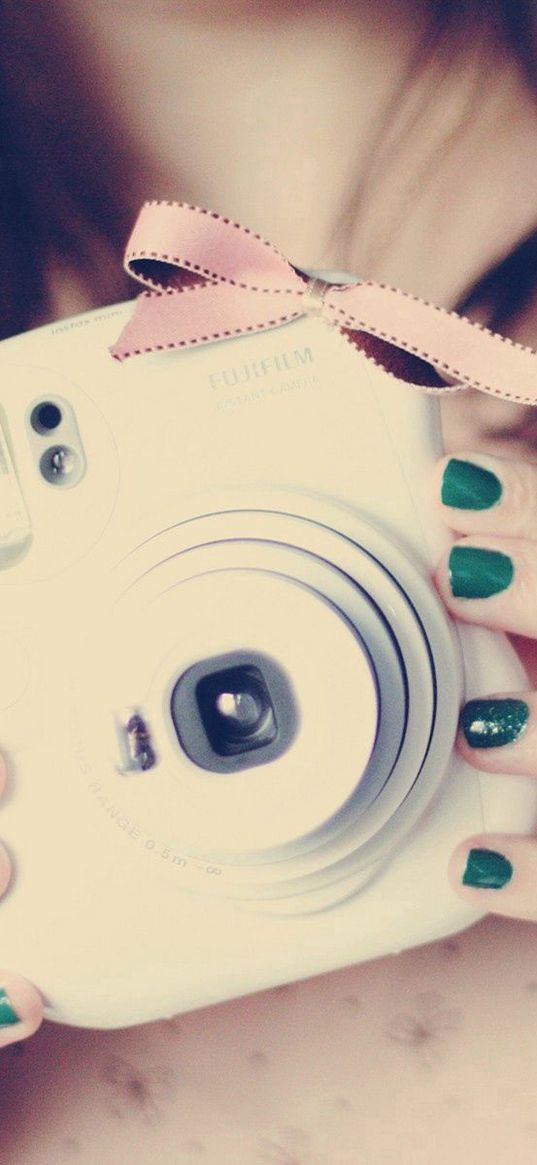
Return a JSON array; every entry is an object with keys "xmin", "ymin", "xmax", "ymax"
[{"xmin": 0, "ymin": 972, "xmax": 44, "ymax": 1049}]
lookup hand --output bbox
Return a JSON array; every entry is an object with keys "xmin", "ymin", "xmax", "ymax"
[
  {"xmin": 2, "ymin": 453, "xmax": 536, "ymax": 1034},
  {"xmin": 0, "ymin": 753, "xmax": 43, "ymax": 1048},
  {"xmin": 434, "ymin": 452, "xmax": 537, "ymax": 918}
]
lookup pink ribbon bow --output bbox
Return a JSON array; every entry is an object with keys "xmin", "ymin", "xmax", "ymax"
[{"xmin": 111, "ymin": 200, "xmax": 537, "ymax": 404}]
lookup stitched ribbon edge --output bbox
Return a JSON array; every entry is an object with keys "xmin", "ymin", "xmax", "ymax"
[{"xmin": 110, "ymin": 200, "xmax": 537, "ymax": 405}]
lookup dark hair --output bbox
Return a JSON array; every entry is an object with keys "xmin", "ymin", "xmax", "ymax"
[
  {"xmin": 0, "ymin": 2, "xmax": 139, "ymax": 337},
  {"xmin": 0, "ymin": 0, "xmax": 536, "ymax": 340}
]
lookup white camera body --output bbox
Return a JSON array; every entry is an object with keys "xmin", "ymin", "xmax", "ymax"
[{"xmin": 0, "ymin": 298, "xmax": 535, "ymax": 1029}]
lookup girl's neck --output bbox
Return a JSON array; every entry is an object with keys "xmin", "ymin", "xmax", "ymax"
[{"xmin": 54, "ymin": 2, "xmax": 537, "ymax": 316}]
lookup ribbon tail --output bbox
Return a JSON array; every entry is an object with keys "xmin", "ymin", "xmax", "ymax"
[
  {"xmin": 110, "ymin": 284, "xmax": 303, "ymax": 361},
  {"xmin": 329, "ymin": 283, "xmax": 537, "ymax": 404}
]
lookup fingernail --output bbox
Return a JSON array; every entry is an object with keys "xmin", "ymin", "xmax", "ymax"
[
  {"xmin": 448, "ymin": 546, "xmax": 514, "ymax": 598},
  {"xmin": 441, "ymin": 458, "xmax": 502, "ymax": 510},
  {"xmin": 0, "ymin": 987, "xmax": 21, "ymax": 1026},
  {"xmin": 461, "ymin": 697, "xmax": 529, "ymax": 748},
  {"xmin": 462, "ymin": 847, "xmax": 513, "ymax": 889}
]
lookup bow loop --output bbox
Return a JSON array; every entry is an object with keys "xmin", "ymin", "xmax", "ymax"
[
  {"xmin": 124, "ymin": 199, "xmax": 303, "ymax": 295},
  {"xmin": 111, "ymin": 200, "xmax": 537, "ymax": 406}
]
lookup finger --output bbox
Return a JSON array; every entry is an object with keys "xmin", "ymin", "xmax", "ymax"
[
  {"xmin": 0, "ymin": 842, "xmax": 11, "ymax": 900},
  {"xmin": 434, "ymin": 452, "xmax": 537, "ymax": 540},
  {"xmin": 448, "ymin": 833, "xmax": 537, "ymax": 922},
  {"xmin": 434, "ymin": 534, "xmax": 537, "ymax": 638},
  {"xmin": 0, "ymin": 972, "xmax": 44, "ymax": 1048},
  {"xmin": 0, "ymin": 756, "xmax": 44, "ymax": 1048},
  {"xmin": 457, "ymin": 692, "xmax": 537, "ymax": 773},
  {"xmin": 0, "ymin": 754, "xmax": 8, "ymax": 800}
]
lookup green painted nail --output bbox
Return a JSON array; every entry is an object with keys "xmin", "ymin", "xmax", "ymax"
[
  {"xmin": 448, "ymin": 546, "xmax": 514, "ymax": 598},
  {"xmin": 462, "ymin": 848, "xmax": 513, "ymax": 889},
  {"xmin": 441, "ymin": 459, "xmax": 502, "ymax": 510},
  {"xmin": 0, "ymin": 987, "xmax": 21, "ymax": 1026},
  {"xmin": 461, "ymin": 697, "xmax": 529, "ymax": 748}
]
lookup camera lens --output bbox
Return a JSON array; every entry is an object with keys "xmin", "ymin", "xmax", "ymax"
[
  {"xmin": 170, "ymin": 650, "xmax": 297, "ymax": 772},
  {"xmin": 30, "ymin": 401, "xmax": 62, "ymax": 434},
  {"xmin": 216, "ymin": 690, "xmax": 265, "ymax": 734},
  {"xmin": 196, "ymin": 665, "xmax": 278, "ymax": 756}
]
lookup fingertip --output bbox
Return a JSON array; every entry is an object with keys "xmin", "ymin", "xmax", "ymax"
[
  {"xmin": 448, "ymin": 834, "xmax": 490, "ymax": 889},
  {"xmin": 433, "ymin": 537, "xmax": 519, "ymax": 632},
  {"xmin": 0, "ymin": 753, "xmax": 8, "ymax": 799},
  {"xmin": 455, "ymin": 694, "xmax": 532, "ymax": 772},
  {"xmin": 0, "ymin": 973, "xmax": 44, "ymax": 1048},
  {"xmin": 448, "ymin": 833, "xmax": 537, "ymax": 921},
  {"xmin": 455, "ymin": 729, "xmax": 515, "ymax": 774},
  {"xmin": 0, "ymin": 842, "xmax": 12, "ymax": 899},
  {"xmin": 436, "ymin": 454, "xmax": 504, "ymax": 516},
  {"xmin": 447, "ymin": 834, "xmax": 514, "ymax": 911}
]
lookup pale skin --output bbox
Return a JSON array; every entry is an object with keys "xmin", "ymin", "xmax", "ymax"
[
  {"xmin": 2, "ymin": 0, "xmax": 537, "ymax": 1046},
  {"xmin": 434, "ymin": 450, "xmax": 537, "ymax": 918}
]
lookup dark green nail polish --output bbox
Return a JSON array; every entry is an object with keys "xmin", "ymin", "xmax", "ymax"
[
  {"xmin": 442, "ymin": 459, "xmax": 502, "ymax": 510},
  {"xmin": 448, "ymin": 546, "xmax": 514, "ymax": 598},
  {"xmin": 0, "ymin": 987, "xmax": 21, "ymax": 1026},
  {"xmin": 461, "ymin": 697, "xmax": 529, "ymax": 748},
  {"xmin": 462, "ymin": 848, "xmax": 513, "ymax": 889}
]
